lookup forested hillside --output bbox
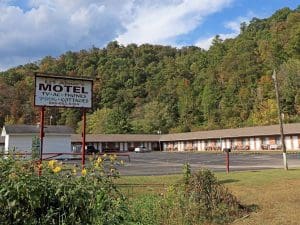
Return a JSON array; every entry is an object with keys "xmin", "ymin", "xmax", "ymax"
[{"xmin": 0, "ymin": 7, "xmax": 299, "ymax": 134}]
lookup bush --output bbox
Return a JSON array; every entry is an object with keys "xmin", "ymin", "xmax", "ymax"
[
  {"xmin": 181, "ymin": 168, "xmax": 247, "ymax": 224},
  {"xmin": 129, "ymin": 166, "xmax": 250, "ymax": 225},
  {"xmin": 0, "ymin": 155, "xmax": 129, "ymax": 225},
  {"xmin": 129, "ymin": 194, "xmax": 163, "ymax": 225}
]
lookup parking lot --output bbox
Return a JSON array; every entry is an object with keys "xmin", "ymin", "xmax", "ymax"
[{"xmin": 115, "ymin": 151, "xmax": 300, "ymax": 176}]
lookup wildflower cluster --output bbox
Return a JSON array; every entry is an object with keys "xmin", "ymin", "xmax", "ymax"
[
  {"xmin": 47, "ymin": 159, "xmax": 62, "ymax": 173},
  {"xmin": 85, "ymin": 153, "xmax": 122, "ymax": 179},
  {"xmin": 0, "ymin": 154, "xmax": 128, "ymax": 225}
]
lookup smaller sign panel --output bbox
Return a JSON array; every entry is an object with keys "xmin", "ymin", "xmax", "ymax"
[{"xmin": 35, "ymin": 74, "xmax": 93, "ymax": 108}]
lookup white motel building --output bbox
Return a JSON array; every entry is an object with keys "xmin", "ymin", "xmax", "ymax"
[
  {"xmin": 1, "ymin": 123, "xmax": 300, "ymax": 153},
  {"xmin": 1, "ymin": 125, "xmax": 74, "ymax": 154}
]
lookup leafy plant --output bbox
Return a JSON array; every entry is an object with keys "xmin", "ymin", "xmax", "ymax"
[
  {"xmin": 0, "ymin": 155, "xmax": 130, "ymax": 225},
  {"xmin": 181, "ymin": 168, "xmax": 248, "ymax": 224},
  {"xmin": 129, "ymin": 167, "xmax": 251, "ymax": 225}
]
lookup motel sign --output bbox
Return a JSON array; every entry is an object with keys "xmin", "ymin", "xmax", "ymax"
[{"xmin": 35, "ymin": 74, "xmax": 93, "ymax": 108}]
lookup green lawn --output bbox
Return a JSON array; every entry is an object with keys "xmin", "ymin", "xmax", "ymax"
[{"xmin": 119, "ymin": 168, "xmax": 300, "ymax": 225}]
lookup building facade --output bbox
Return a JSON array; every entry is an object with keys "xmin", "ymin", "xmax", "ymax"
[
  {"xmin": 160, "ymin": 123, "xmax": 300, "ymax": 151},
  {"xmin": 71, "ymin": 134, "xmax": 160, "ymax": 152},
  {"xmin": 1, "ymin": 123, "xmax": 300, "ymax": 153},
  {"xmin": 71, "ymin": 123, "xmax": 300, "ymax": 152},
  {"xmin": 1, "ymin": 125, "xmax": 74, "ymax": 154}
]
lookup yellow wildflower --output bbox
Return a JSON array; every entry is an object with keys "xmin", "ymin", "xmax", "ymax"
[
  {"xmin": 109, "ymin": 154, "xmax": 117, "ymax": 162},
  {"xmin": 81, "ymin": 168, "xmax": 87, "ymax": 176},
  {"xmin": 97, "ymin": 157, "xmax": 103, "ymax": 164},
  {"xmin": 48, "ymin": 160, "xmax": 57, "ymax": 169},
  {"xmin": 72, "ymin": 168, "xmax": 77, "ymax": 175},
  {"xmin": 103, "ymin": 153, "xmax": 107, "ymax": 158},
  {"xmin": 52, "ymin": 166, "xmax": 61, "ymax": 173},
  {"xmin": 9, "ymin": 173, "xmax": 17, "ymax": 180}
]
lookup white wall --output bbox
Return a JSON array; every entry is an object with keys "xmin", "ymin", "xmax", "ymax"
[
  {"xmin": 6, "ymin": 135, "xmax": 32, "ymax": 152},
  {"xmin": 44, "ymin": 135, "xmax": 71, "ymax": 153},
  {"xmin": 292, "ymin": 136, "xmax": 299, "ymax": 150},
  {"xmin": 4, "ymin": 135, "xmax": 9, "ymax": 153},
  {"xmin": 6, "ymin": 134, "xmax": 71, "ymax": 154},
  {"xmin": 255, "ymin": 138, "xmax": 261, "ymax": 150},
  {"xmin": 250, "ymin": 138, "xmax": 255, "ymax": 150},
  {"xmin": 285, "ymin": 136, "xmax": 292, "ymax": 150}
]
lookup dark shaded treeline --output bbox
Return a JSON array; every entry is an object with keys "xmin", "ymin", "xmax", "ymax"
[{"xmin": 0, "ymin": 7, "xmax": 299, "ymax": 134}]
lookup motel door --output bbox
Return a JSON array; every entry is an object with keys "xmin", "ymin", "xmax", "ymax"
[{"xmin": 292, "ymin": 136, "xmax": 299, "ymax": 150}]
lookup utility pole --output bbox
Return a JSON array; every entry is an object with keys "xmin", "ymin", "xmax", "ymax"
[
  {"xmin": 157, "ymin": 130, "xmax": 162, "ymax": 151},
  {"xmin": 50, "ymin": 115, "xmax": 53, "ymax": 125},
  {"xmin": 272, "ymin": 70, "xmax": 288, "ymax": 170}
]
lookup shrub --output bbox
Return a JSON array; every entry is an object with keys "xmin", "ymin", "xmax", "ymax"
[
  {"xmin": 129, "ymin": 167, "xmax": 250, "ymax": 225},
  {"xmin": 181, "ymin": 168, "xmax": 247, "ymax": 224},
  {"xmin": 0, "ymin": 155, "xmax": 129, "ymax": 225},
  {"xmin": 129, "ymin": 194, "xmax": 163, "ymax": 225}
]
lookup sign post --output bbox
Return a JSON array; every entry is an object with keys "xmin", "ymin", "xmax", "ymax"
[
  {"xmin": 34, "ymin": 73, "xmax": 93, "ymax": 173},
  {"xmin": 223, "ymin": 148, "xmax": 231, "ymax": 174},
  {"xmin": 39, "ymin": 106, "xmax": 45, "ymax": 176},
  {"xmin": 82, "ymin": 109, "xmax": 86, "ymax": 169}
]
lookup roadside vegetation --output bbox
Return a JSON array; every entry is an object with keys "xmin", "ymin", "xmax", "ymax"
[
  {"xmin": 120, "ymin": 168, "xmax": 300, "ymax": 225},
  {"xmin": 0, "ymin": 155, "xmax": 128, "ymax": 225},
  {"xmin": 0, "ymin": 155, "xmax": 254, "ymax": 225}
]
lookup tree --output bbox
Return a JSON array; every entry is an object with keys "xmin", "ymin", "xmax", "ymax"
[
  {"xmin": 84, "ymin": 108, "xmax": 112, "ymax": 133},
  {"xmin": 58, "ymin": 109, "xmax": 81, "ymax": 130},
  {"xmin": 131, "ymin": 101, "xmax": 173, "ymax": 134},
  {"xmin": 278, "ymin": 59, "xmax": 300, "ymax": 119},
  {"xmin": 249, "ymin": 99, "xmax": 278, "ymax": 125},
  {"xmin": 200, "ymin": 74, "xmax": 221, "ymax": 128}
]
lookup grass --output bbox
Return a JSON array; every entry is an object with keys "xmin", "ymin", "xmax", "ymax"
[
  {"xmin": 119, "ymin": 168, "xmax": 300, "ymax": 225},
  {"xmin": 217, "ymin": 169, "xmax": 300, "ymax": 225}
]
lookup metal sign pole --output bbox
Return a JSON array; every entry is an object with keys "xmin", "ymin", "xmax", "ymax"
[
  {"xmin": 39, "ymin": 106, "xmax": 45, "ymax": 176},
  {"xmin": 226, "ymin": 151, "xmax": 230, "ymax": 174},
  {"xmin": 81, "ymin": 109, "xmax": 86, "ymax": 169}
]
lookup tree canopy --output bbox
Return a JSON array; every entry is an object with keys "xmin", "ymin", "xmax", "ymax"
[{"xmin": 0, "ymin": 7, "xmax": 299, "ymax": 133}]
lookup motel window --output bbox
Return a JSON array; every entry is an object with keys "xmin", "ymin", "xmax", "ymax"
[
  {"xmin": 275, "ymin": 136, "xmax": 281, "ymax": 145},
  {"xmin": 262, "ymin": 137, "xmax": 268, "ymax": 145}
]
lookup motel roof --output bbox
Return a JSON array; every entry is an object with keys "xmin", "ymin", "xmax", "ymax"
[
  {"xmin": 71, "ymin": 134, "xmax": 160, "ymax": 143},
  {"xmin": 71, "ymin": 123, "xmax": 300, "ymax": 143},
  {"xmin": 160, "ymin": 123, "xmax": 300, "ymax": 141},
  {"xmin": 2, "ymin": 125, "xmax": 74, "ymax": 135},
  {"xmin": 1, "ymin": 123, "xmax": 300, "ymax": 144}
]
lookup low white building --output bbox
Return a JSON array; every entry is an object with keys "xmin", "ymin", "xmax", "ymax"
[{"xmin": 1, "ymin": 125, "xmax": 74, "ymax": 155}]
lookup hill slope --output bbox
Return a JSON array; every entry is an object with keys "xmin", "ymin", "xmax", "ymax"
[{"xmin": 0, "ymin": 7, "xmax": 299, "ymax": 133}]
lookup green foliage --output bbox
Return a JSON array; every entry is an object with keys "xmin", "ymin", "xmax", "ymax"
[
  {"xmin": 182, "ymin": 163, "xmax": 191, "ymax": 185},
  {"xmin": 129, "ymin": 195, "xmax": 163, "ymax": 225},
  {"xmin": 84, "ymin": 108, "xmax": 112, "ymax": 133},
  {"xmin": 278, "ymin": 59, "xmax": 300, "ymax": 119},
  {"xmin": 182, "ymin": 169, "xmax": 246, "ymax": 224},
  {"xmin": 31, "ymin": 136, "xmax": 40, "ymax": 159},
  {"xmin": 0, "ymin": 6, "xmax": 299, "ymax": 131},
  {"xmin": 0, "ymin": 156, "xmax": 129, "ymax": 225},
  {"xmin": 129, "ymin": 168, "xmax": 250, "ymax": 225},
  {"xmin": 131, "ymin": 101, "xmax": 174, "ymax": 133}
]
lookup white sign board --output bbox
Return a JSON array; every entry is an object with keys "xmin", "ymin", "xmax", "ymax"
[{"xmin": 35, "ymin": 75, "xmax": 93, "ymax": 108}]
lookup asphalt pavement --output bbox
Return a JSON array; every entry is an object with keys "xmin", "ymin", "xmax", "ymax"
[{"xmin": 115, "ymin": 151, "xmax": 300, "ymax": 176}]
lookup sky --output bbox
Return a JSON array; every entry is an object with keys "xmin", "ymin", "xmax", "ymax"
[{"xmin": 0, "ymin": 0, "xmax": 299, "ymax": 71}]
